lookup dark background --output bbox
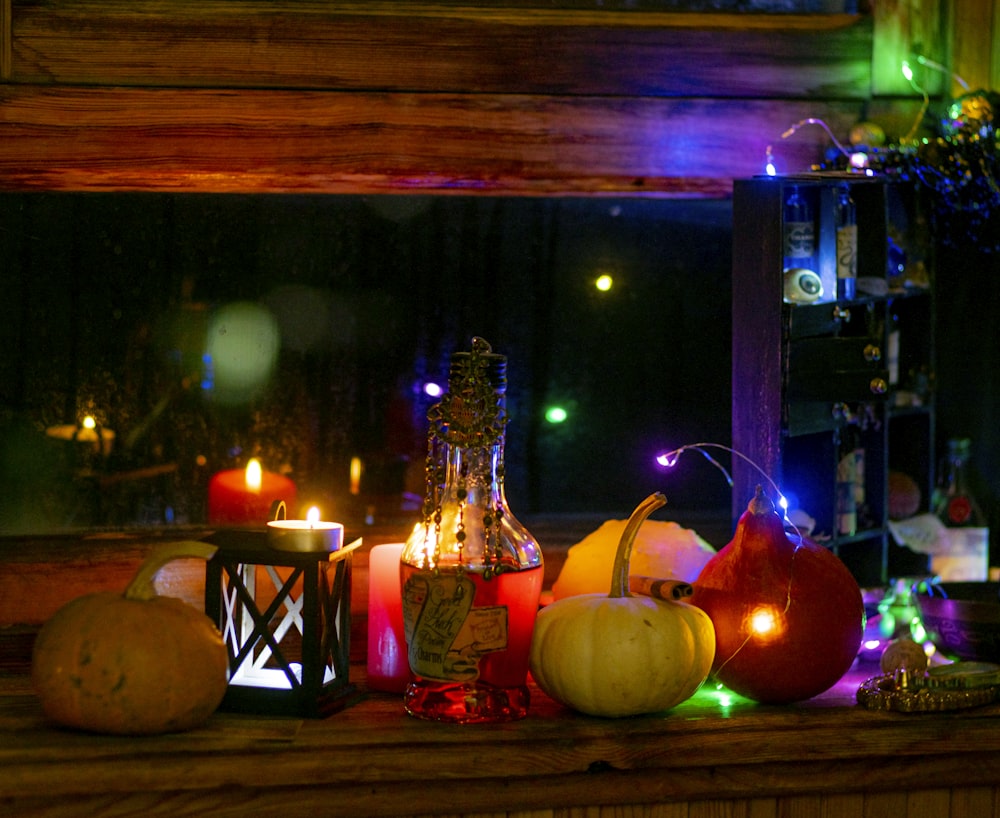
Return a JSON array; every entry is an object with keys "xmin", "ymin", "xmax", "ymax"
[
  {"xmin": 0, "ymin": 194, "xmax": 734, "ymax": 533},
  {"xmin": 1, "ymin": 191, "xmax": 996, "ymax": 557}
]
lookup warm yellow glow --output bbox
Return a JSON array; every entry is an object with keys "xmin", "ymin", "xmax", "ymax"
[
  {"xmin": 408, "ymin": 504, "xmax": 486, "ymax": 569},
  {"xmin": 748, "ymin": 606, "xmax": 783, "ymax": 640},
  {"xmin": 350, "ymin": 456, "xmax": 362, "ymax": 495},
  {"xmin": 408, "ymin": 521, "xmax": 438, "ymax": 569},
  {"xmin": 245, "ymin": 458, "xmax": 263, "ymax": 493},
  {"xmin": 595, "ymin": 274, "xmax": 613, "ymax": 292},
  {"xmin": 81, "ymin": 415, "xmax": 96, "ymax": 430},
  {"xmin": 306, "ymin": 506, "xmax": 321, "ymax": 525}
]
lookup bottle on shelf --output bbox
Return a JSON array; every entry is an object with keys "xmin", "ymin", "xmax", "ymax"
[
  {"xmin": 836, "ymin": 410, "xmax": 864, "ymax": 537},
  {"xmin": 931, "ymin": 438, "xmax": 989, "ymax": 581},
  {"xmin": 835, "ymin": 184, "xmax": 857, "ymax": 301},
  {"xmin": 887, "ymin": 307, "xmax": 900, "ymax": 387},
  {"xmin": 783, "ymin": 185, "xmax": 817, "ymax": 277},
  {"xmin": 400, "ymin": 337, "xmax": 544, "ymax": 723}
]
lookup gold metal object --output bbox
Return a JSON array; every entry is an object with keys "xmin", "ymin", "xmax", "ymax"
[{"xmin": 857, "ymin": 662, "xmax": 1000, "ymax": 712}]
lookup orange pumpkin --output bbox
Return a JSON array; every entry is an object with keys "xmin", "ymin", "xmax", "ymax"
[{"xmin": 32, "ymin": 542, "xmax": 229, "ymax": 735}]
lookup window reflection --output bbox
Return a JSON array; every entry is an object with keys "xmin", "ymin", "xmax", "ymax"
[{"xmin": 0, "ymin": 194, "xmax": 732, "ymax": 533}]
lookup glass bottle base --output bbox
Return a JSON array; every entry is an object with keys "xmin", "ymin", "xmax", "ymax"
[{"xmin": 404, "ymin": 678, "xmax": 530, "ymax": 723}]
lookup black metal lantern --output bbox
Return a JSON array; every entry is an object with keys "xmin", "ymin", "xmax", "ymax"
[{"xmin": 204, "ymin": 529, "xmax": 361, "ymax": 717}]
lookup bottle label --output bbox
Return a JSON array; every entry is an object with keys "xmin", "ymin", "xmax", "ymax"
[
  {"xmin": 402, "ymin": 570, "xmax": 508, "ymax": 682},
  {"xmin": 836, "ymin": 224, "xmax": 857, "ymax": 279},
  {"xmin": 784, "ymin": 221, "xmax": 815, "ymax": 259},
  {"xmin": 932, "ymin": 527, "xmax": 989, "ymax": 582}
]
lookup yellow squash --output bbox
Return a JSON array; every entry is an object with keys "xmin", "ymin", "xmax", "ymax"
[{"xmin": 530, "ymin": 494, "xmax": 715, "ymax": 717}]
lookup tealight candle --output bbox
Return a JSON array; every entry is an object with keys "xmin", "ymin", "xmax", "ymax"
[
  {"xmin": 207, "ymin": 458, "xmax": 297, "ymax": 525},
  {"xmin": 366, "ymin": 543, "xmax": 409, "ymax": 692},
  {"xmin": 267, "ymin": 506, "xmax": 344, "ymax": 553},
  {"xmin": 45, "ymin": 415, "xmax": 116, "ymax": 455}
]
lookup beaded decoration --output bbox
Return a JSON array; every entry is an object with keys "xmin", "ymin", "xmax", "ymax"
[{"xmin": 417, "ymin": 337, "xmax": 508, "ymax": 573}]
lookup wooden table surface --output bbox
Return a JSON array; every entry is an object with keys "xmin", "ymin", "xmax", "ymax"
[
  {"xmin": 5, "ymin": 653, "xmax": 1000, "ymax": 818},
  {"xmin": 4, "ymin": 528, "xmax": 1000, "ymax": 817}
]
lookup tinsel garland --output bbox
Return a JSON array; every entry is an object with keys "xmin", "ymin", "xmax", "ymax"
[{"xmin": 841, "ymin": 90, "xmax": 1000, "ymax": 253}]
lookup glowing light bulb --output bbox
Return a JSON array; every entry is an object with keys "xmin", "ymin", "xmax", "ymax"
[
  {"xmin": 901, "ymin": 60, "xmax": 914, "ymax": 82},
  {"xmin": 764, "ymin": 145, "xmax": 777, "ymax": 176},
  {"xmin": 423, "ymin": 381, "xmax": 443, "ymax": 398},
  {"xmin": 595, "ymin": 274, "xmax": 613, "ymax": 292},
  {"xmin": 544, "ymin": 406, "xmax": 568, "ymax": 424},
  {"xmin": 81, "ymin": 415, "xmax": 96, "ymax": 430},
  {"xmin": 748, "ymin": 606, "xmax": 783, "ymax": 640}
]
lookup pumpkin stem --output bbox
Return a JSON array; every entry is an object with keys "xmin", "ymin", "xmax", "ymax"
[
  {"xmin": 124, "ymin": 541, "xmax": 218, "ymax": 601},
  {"xmin": 748, "ymin": 484, "xmax": 775, "ymax": 516},
  {"xmin": 609, "ymin": 492, "xmax": 667, "ymax": 599}
]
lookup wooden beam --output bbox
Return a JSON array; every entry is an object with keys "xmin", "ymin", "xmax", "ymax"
[
  {"xmin": 951, "ymin": 0, "xmax": 1000, "ymax": 93},
  {"xmin": 1, "ymin": 0, "xmax": 11, "ymax": 81},
  {"xmin": 0, "ymin": 86, "xmax": 882, "ymax": 195},
  {"xmin": 9, "ymin": 1, "xmax": 872, "ymax": 98}
]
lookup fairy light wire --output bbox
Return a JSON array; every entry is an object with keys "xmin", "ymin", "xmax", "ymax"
[
  {"xmin": 656, "ymin": 442, "xmax": 805, "ymax": 687},
  {"xmin": 764, "ymin": 117, "xmax": 855, "ymax": 174},
  {"xmin": 901, "ymin": 60, "xmax": 931, "ymax": 143},
  {"xmin": 766, "ymin": 53, "xmax": 965, "ymax": 175},
  {"xmin": 914, "ymin": 53, "xmax": 970, "ymax": 91},
  {"xmin": 655, "ymin": 442, "xmax": 787, "ymax": 509}
]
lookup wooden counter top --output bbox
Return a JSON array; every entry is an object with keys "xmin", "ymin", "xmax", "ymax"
[
  {"xmin": 4, "ymin": 529, "xmax": 1000, "ymax": 817},
  {"xmin": 9, "ymin": 644, "xmax": 1000, "ymax": 818},
  {"xmin": 4, "ymin": 658, "xmax": 1000, "ymax": 818}
]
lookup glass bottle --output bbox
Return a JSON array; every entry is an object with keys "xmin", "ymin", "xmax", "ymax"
[
  {"xmin": 400, "ymin": 337, "xmax": 543, "ymax": 723},
  {"xmin": 934, "ymin": 439, "xmax": 986, "ymax": 527},
  {"xmin": 783, "ymin": 185, "xmax": 816, "ymax": 275},
  {"xmin": 932, "ymin": 438, "xmax": 990, "ymax": 581},
  {"xmin": 835, "ymin": 184, "xmax": 857, "ymax": 300},
  {"xmin": 836, "ymin": 417, "xmax": 860, "ymax": 536}
]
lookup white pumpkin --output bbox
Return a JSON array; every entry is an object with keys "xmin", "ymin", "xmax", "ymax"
[{"xmin": 530, "ymin": 494, "xmax": 716, "ymax": 718}]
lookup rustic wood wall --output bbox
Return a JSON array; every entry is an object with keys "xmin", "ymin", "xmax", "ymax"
[{"xmin": 2, "ymin": 0, "xmax": 993, "ymax": 196}]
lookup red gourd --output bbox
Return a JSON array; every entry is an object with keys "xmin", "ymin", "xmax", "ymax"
[{"xmin": 689, "ymin": 485, "xmax": 864, "ymax": 704}]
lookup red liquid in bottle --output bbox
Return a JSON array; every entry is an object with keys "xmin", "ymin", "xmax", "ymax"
[{"xmin": 401, "ymin": 562, "xmax": 543, "ymax": 723}]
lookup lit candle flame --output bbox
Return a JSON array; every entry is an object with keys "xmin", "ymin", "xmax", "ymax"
[
  {"xmin": 82, "ymin": 415, "xmax": 96, "ymax": 430},
  {"xmin": 245, "ymin": 458, "xmax": 263, "ymax": 493},
  {"xmin": 306, "ymin": 506, "xmax": 321, "ymax": 526},
  {"xmin": 350, "ymin": 457, "xmax": 362, "ymax": 495}
]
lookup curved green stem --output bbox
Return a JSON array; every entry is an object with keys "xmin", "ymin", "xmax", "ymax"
[
  {"xmin": 609, "ymin": 492, "xmax": 667, "ymax": 598},
  {"xmin": 124, "ymin": 541, "xmax": 218, "ymax": 601}
]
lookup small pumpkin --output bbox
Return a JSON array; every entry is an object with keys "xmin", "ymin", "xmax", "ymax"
[
  {"xmin": 690, "ymin": 485, "xmax": 864, "ymax": 704},
  {"xmin": 529, "ymin": 493, "xmax": 715, "ymax": 717},
  {"xmin": 32, "ymin": 541, "xmax": 229, "ymax": 735}
]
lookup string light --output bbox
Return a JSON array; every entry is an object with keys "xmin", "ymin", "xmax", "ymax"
[
  {"xmin": 913, "ymin": 53, "xmax": 969, "ymax": 91},
  {"xmin": 654, "ymin": 442, "xmax": 788, "ymax": 513},
  {"xmin": 901, "ymin": 60, "xmax": 930, "ymax": 143},
  {"xmin": 764, "ymin": 145, "xmax": 777, "ymax": 177},
  {"xmin": 594, "ymin": 274, "xmax": 614, "ymax": 292},
  {"xmin": 764, "ymin": 117, "xmax": 859, "ymax": 176},
  {"xmin": 544, "ymin": 405, "xmax": 568, "ymax": 424}
]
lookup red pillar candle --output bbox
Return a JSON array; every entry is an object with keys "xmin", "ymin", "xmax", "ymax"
[
  {"xmin": 208, "ymin": 458, "xmax": 298, "ymax": 525},
  {"xmin": 366, "ymin": 543, "xmax": 409, "ymax": 693}
]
